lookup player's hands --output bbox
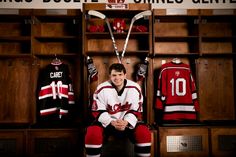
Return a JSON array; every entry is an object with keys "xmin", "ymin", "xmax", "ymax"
[
  {"xmin": 116, "ymin": 119, "xmax": 128, "ymax": 131},
  {"xmin": 110, "ymin": 119, "xmax": 128, "ymax": 131}
]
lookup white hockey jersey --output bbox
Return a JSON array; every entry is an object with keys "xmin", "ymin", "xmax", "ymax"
[{"xmin": 91, "ymin": 79, "xmax": 143, "ymax": 129}]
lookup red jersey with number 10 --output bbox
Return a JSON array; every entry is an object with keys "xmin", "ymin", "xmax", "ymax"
[{"xmin": 155, "ymin": 61, "xmax": 199, "ymax": 122}]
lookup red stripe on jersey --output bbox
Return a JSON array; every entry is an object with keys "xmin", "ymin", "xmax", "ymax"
[
  {"xmin": 59, "ymin": 87, "xmax": 68, "ymax": 95},
  {"xmin": 39, "ymin": 86, "xmax": 52, "ymax": 97},
  {"xmin": 39, "ymin": 85, "xmax": 69, "ymax": 98},
  {"xmin": 95, "ymin": 85, "xmax": 113, "ymax": 94},
  {"xmin": 59, "ymin": 110, "xmax": 68, "ymax": 115},
  {"xmin": 68, "ymin": 92, "xmax": 75, "ymax": 104},
  {"xmin": 163, "ymin": 112, "xmax": 197, "ymax": 121},
  {"xmin": 40, "ymin": 109, "xmax": 57, "ymax": 116}
]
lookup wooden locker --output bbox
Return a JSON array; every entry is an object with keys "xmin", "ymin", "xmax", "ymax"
[
  {"xmin": 159, "ymin": 126, "xmax": 209, "ymax": 157},
  {"xmin": 211, "ymin": 127, "xmax": 236, "ymax": 157},
  {"xmin": 197, "ymin": 58, "xmax": 235, "ymax": 121}
]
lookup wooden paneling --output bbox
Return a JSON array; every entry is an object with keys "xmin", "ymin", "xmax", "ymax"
[
  {"xmin": 210, "ymin": 127, "xmax": 236, "ymax": 157},
  {"xmin": 0, "ymin": 59, "xmax": 36, "ymax": 124},
  {"xmin": 27, "ymin": 129, "xmax": 82, "ymax": 157},
  {"xmin": 197, "ymin": 58, "xmax": 235, "ymax": 120},
  {"xmin": 0, "ymin": 130, "xmax": 26, "ymax": 157}
]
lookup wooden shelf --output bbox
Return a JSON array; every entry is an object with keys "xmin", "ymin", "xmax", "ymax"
[
  {"xmin": 34, "ymin": 36, "xmax": 79, "ymax": 40},
  {"xmin": 154, "ymin": 53, "xmax": 199, "ymax": 57},
  {"xmin": 85, "ymin": 32, "xmax": 149, "ymax": 39},
  {"xmin": 155, "ymin": 36, "xmax": 199, "ymax": 41},
  {"xmin": 86, "ymin": 50, "xmax": 149, "ymax": 56},
  {"xmin": 200, "ymin": 53, "xmax": 236, "ymax": 57},
  {"xmin": 34, "ymin": 53, "xmax": 79, "ymax": 58},
  {"xmin": 0, "ymin": 54, "xmax": 32, "ymax": 58}
]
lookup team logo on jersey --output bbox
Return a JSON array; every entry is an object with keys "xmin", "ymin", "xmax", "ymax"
[
  {"xmin": 175, "ymin": 71, "xmax": 180, "ymax": 76},
  {"xmin": 55, "ymin": 66, "xmax": 59, "ymax": 70},
  {"xmin": 107, "ymin": 102, "xmax": 131, "ymax": 114}
]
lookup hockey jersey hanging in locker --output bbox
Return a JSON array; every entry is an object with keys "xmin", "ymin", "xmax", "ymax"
[
  {"xmin": 37, "ymin": 61, "xmax": 75, "ymax": 121},
  {"xmin": 155, "ymin": 58, "xmax": 199, "ymax": 123}
]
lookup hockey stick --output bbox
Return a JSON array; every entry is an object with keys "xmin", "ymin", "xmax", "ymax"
[
  {"xmin": 88, "ymin": 10, "xmax": 152, "ymax": 63},
  {"xmin": 86, "ymin": 56, "xmax": 98, "ymax": 109},
  {"xmin": 88, "ymin": 10, "xmax": 121, "ymax": 63},
  {"xmin": 120, "ymin": 10, "xmax": 152, "ymax": 62},
  {"xmin": 136, "ymin": 56, "xmax": 149, "ymax": 97}
]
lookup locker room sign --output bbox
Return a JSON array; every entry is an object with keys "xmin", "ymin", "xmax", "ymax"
[{"xmin": 0, "ymin": 0, "xmax": 236, "ymax": 9}]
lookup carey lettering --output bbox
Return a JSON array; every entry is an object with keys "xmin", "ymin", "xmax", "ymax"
[{"xmin": 50, "ymin": 72, "xmax": 63, "ymax": 78}]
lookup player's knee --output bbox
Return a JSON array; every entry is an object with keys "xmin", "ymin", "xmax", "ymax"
[
  {"xmin": 85, "ymin": 125, "xmax": 103, "ymax": 144},
  {"xmin": 134, "ymin": 124, "xmax": 151, "ymax": 143}
]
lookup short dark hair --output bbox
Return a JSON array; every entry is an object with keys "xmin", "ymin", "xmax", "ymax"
[{"xmin": 109, "ymin": 63, "xmax": 126, "ymax": 74}]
